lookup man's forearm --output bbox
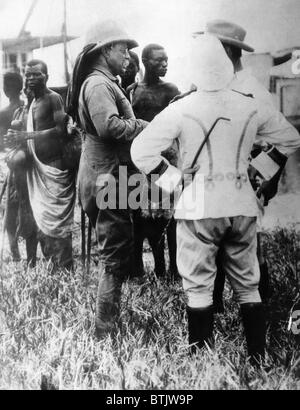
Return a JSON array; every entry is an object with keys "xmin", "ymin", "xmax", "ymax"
[
  {"xmin": 24, "ymin": 127, "xmax": 63, "ymax": 141},
  {"xmin": 106, "ymin": 116, "xmax": 148, "ymax": 142}
]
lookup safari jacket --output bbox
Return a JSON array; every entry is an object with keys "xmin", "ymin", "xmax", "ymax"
[
  {"xmin": 131, "ymin": 88, "xmax": 300, "ymax": 220},
  {"xmin": 77, "ymin": 65, "xmax": 148, "ymax": 217}
]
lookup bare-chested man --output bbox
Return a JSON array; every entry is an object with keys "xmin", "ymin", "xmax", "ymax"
[
  {"xmin": 0, "ymin": 72, "xmax": 25, "ymax": 261},
  {"xmin": 128, "ymin": 44, "xmax": 180, "ymax": 279},
  {"xmin": 6, "ymin": 59, "xmax": 75, "ymax": 270},
  {"xmin": 128, "ymin": 44, "xmax": 179, "ymax": 121},
  {"xmin": 0, "ymin": 72, "xmax": 24, "ymax": 151}
]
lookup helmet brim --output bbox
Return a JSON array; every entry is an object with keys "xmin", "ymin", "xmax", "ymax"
[
  {"xmin": 87, "ymin": 37, "xmax": 138, "ymax": 55},
  {"xmin": 193, "ymin": 31, "xmax": 254, "ymax": 52}
]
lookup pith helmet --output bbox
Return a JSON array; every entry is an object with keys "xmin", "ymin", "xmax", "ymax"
[
  {"xmin": 84, "ymin": 20, "xmax": 138, "ymax": 54},
  {"xmin": 189, "ymin": 34, "xmax": 234, "ymax": 91},
  {"xmin": 194, "ymin": 19, "xmax": 254, "ymax": 52}
]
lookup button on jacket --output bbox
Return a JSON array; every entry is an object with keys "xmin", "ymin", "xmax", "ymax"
[{"xmin": 131, "ymin": 88, "xmax": 300, "ymax": 220}]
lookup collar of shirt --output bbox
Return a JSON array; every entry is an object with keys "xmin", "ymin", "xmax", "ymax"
[
  {"xmin": 91, "ymin": 63, "xmax": 118, "ymax": 83},
  {"xmin": 90, "ymin": 63, "xmax": 130, "ymax": 100}
]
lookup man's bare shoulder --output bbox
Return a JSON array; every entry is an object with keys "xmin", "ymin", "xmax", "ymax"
[
  {"xmin": 42, "ymin": 89, "xmax": 65, "ymax": 111},
  {"xmin": 46, "ymin": 89, "xmax": 63, "ymax": 102},
  {"xmin": 163, "ymin": 82, "xmax": 179, "ymax": 92},
  {"xmin": 161, "ymin": 82, "xmax": 180, "ymax": 100}
]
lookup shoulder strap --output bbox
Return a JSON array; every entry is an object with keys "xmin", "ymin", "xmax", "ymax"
[
  {"xmin": 231, "ymin": 89, "xmax": 254, "ymax": 98},
  {"xmin": 170, "ymin": 88, "xmax": 197, "ymax": 104},
  {"xmin": 78, "ymin": 75, "xmax": 99, "ymax": 135}
]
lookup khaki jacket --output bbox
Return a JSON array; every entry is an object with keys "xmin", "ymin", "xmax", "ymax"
[{"xmin": 131, "ymin": 88, "xmax": 300, "ymax": 220}]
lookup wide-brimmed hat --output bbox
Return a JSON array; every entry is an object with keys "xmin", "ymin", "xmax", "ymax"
[
  {"xmin": 84, "ymin": 20, "xmax": 138, "ymax": 54},
  {"xmin": 194, "ymin": 19, "xmax": 254, "ymax": 52},
  {"xmin": 188, "ymin": 33, "xmax": 234, "ymax": 91}
]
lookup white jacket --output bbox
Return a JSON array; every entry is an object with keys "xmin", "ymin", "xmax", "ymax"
[{"xmin": 131, "ymin": 88, "xmax": 300, "ymax": 220}]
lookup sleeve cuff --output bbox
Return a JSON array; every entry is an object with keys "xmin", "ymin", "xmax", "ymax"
[
  {"xmin": 152, "ymin": 164, "xmax": 182, "ymax": 194},
  {"xmin": 265, "ymin": 146, "xmax": 287, "ymax": 168},
  {"xmin": 250, "ymin": 151, "xmax": 281, "ymax": 180}
]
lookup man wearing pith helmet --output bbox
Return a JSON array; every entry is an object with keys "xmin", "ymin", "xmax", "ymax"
[
  {"xmin": 194, "ymin": 20, "xmax": 272, "ymax": 102},
  {"xmin": 198, "ymin": 20, "xmax": 300, "ymax": 319},
  {"xmin": 131, "ymin": 33, "xmax": 300, "ymax": 366},
  {"xmin": 67, "ymin": 20, "xmax": 148, "ymax": 339}
]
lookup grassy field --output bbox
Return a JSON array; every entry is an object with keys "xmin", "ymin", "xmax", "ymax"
[{"xmin": 0, "ymin": 219, "xmax": 299, "ymax": 390}]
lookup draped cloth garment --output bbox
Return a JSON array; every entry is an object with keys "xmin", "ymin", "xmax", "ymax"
[{"xmin": 26, "ymin": 101, "xmax": 75, "ymax": 238}]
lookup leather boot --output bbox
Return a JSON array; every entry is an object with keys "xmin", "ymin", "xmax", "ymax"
[
  {"xmin": 241, "ymin": 302, "xmax": 266, "ymax": 367},
  {"xmin": 187, "ymin": 306, "xmax": 214, "ymax": 354},
  {"xmin": 95, "ymin": 263, "xmax": 123, "ymax": 340}
]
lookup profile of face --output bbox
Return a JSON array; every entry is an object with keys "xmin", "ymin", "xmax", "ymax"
[
  {"xmin": 144, "ymin": 48, "xmax": 168, "ymax": 77},
  {"xmin": 25, "ymin": 64, "xmax": 48, "ymax": 93},
  {"xmin": 105, "ymin": 42, "xmax": 130, "ymax": 76}
]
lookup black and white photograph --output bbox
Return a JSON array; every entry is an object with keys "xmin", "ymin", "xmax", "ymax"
[{"xmin": 0, "ymin": 0, "xmax": 299, "ymax": 393}]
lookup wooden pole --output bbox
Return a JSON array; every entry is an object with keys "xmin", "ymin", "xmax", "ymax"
[
  {"xmin": 62, "ymin": 0, "xmax": 70, "ymax": 84},
  {"xmin": 18, "ymin": 0, "xmax": 39, "ymax": 38},
  {"xmin": 81, "ymin": 209, "xmax": 86, "ymax": 268}
]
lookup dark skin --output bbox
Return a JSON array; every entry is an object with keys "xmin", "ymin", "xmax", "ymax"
[
  {"xmin": 129, "ymin": 47, "xmax": 182, "ymax": 279},
  {"xmin": 129, "ymin": 48, "xmax": 179, "ymax": 122},
  {"xmin": 120, "ymin": 53, "xmax": 139, "ymax": 90},
  {"xmin": 0, "ymin": 79, "xmax": 23, "ymax": 150},
  {"xmin": 6, "ymin": 64, "xmax": 65, "ymax": 164}
]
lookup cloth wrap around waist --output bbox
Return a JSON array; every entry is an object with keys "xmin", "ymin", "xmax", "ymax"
[{"xmin": 26, "ymin": 101, "xmax": 76, "ymax": 238}]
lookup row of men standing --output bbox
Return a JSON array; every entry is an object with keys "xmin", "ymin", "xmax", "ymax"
[
  {"xmin": 0, "ymin": 61, "xmax": 75, "ymax": 269},
  {"xmin": 0, "ymin": 41, "xmax": 178, "ymax": 277},
  {"xmin": 69, "ymin": 19, "xmax": 299, "ymax": 366}
]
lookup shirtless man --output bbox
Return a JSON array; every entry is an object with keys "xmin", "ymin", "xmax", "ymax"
[
  {"xmin": 0, "ymin": 72, "xmax": 25, "ymax": 260},
  {"xmin": 128, "ymin": 44, "xmax": 179, "ymax": 121},
  {"xmin": 0, "ymin": 72, "xmax": 23, "ymax": 151},
  {"xmin": 128, "ymin": 44, "xmax": 180, "ymax": 279},
  {"xmin": 6, "ymin": 59, "xmax": 74, "ymax": 269},
  {"xmin": 8, "ymin": 60, "xmax": 66, "ymax": 168}
]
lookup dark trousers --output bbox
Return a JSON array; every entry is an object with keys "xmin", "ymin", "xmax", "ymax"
[{"xmin": 92, "ymin": 191, "xmax": 134, "ymax": 337}]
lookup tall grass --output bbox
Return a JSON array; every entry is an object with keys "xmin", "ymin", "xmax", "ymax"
[{"xmin": 0, "ymin": 227, "xmax": 299, "ymax": 390}]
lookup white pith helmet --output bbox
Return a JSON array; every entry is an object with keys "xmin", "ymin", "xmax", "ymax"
[
  {"xmin": 189, "ymin": 33, "xmax": 234, "ymax": 91},
  {"xmin": 84, "ymin": 20, "xmax": 138, "ymax": 54}
]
